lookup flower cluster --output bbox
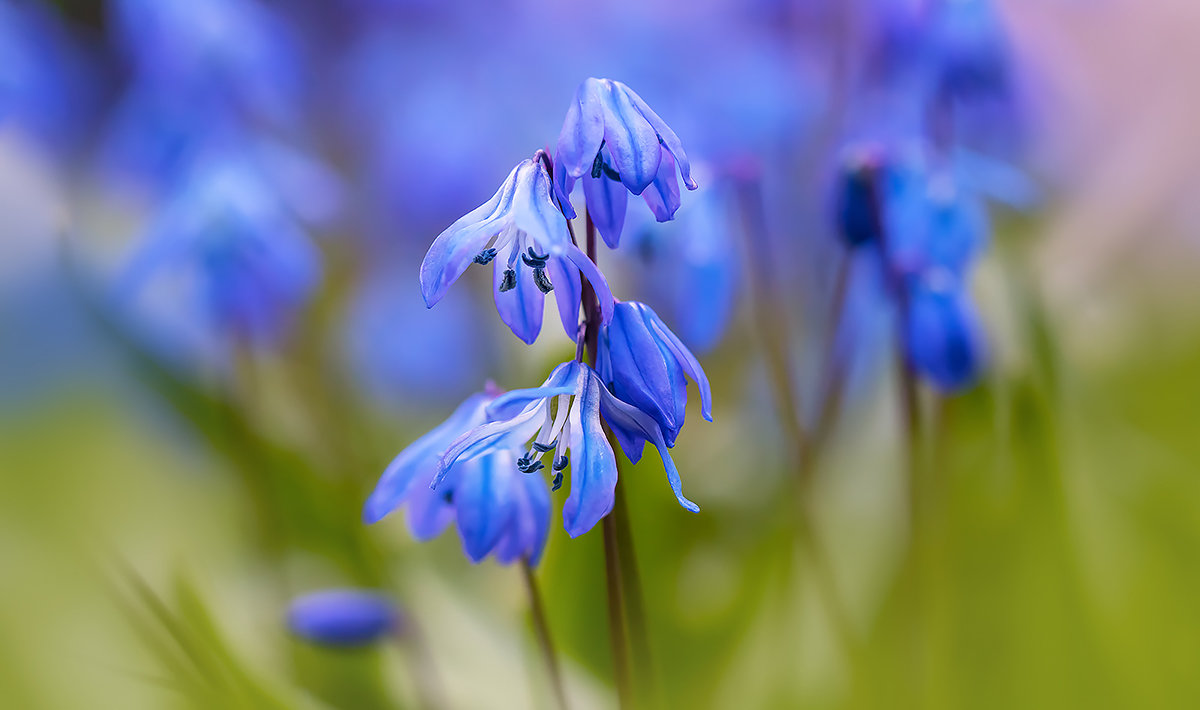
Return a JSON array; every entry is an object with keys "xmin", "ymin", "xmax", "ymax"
[{"xmin": 367, "ymin": 78, "xmax": 711, "ymax": 564}]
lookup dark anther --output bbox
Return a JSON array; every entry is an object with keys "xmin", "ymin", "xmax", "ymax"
[
  {"xmin": 521, "ymin": 247, "xmax": 549, "ymax": 267},
  {"xmin": 473, "ymin": 248, "xmax": 497, "ymax": 265},
  {"xmin": 599, "ymin": 160, "xmax": 622, "ymax": 182},
  {"xmin": 517, "ymin": 455, "xmax": 545, "ymax": 473},
  {"xmin": 532, "ymin": 441, "xmax": 556, "ymax": 453},
  {"xmin": 441, "ymin": 490, "xmax": 454, "ymax": 504},
  {"xmin": 532, "ymin": 267, "xmax": 554, "ymax": 293},
  {"xmin": 551, "ymin": 470, "xmax": 564, "ymax": 491},
  {"xmin": 499, "ymin": 268, "xmax": 517, "ymax": 292},
  {"xmin": 553, "ymin": 455, "xmax": 568, "ymax": 471},
  {"xmin": 590, "ymin": 150, "xmax": 604, "ymax": 179}
]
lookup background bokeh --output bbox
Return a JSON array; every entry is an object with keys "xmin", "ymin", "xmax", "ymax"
[{"xmin": 2, "ymin": 0, "xmax": 1200, "ymax": 708}]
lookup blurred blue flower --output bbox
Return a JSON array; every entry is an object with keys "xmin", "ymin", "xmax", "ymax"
[
  {"xmin": 121, "ymin": 154, "xmax": 321, "ymax": 345},
  {"xmin": 926, "ymin": 0, "xmax": 1012, "ymax": 106},
  {"xmin": 904, "ymin": 269, "xmax": 987, "ymax": 393},
  {"xmin": 597, "ymin": 301, "xmax": 713, "ymax": 448},
  {"xmin": 365, "ymin": 389, "xmax": 552, "ymax": 565},
  {"xmin": 287, "ymin": 589, "xmax": 401, "ymax": 647},
  {"xmin": 554, "ymin": 78, "xmax": 698, "ymax": 244},
  {"xmin": 621, "ymin": 174, "xmax": 741, "ymax": 353},
  {"xmin": 435, "ymin": 360, "xmax": 698, "ymax": 539},
  {"xmin": 419, "ymin": 156, "xmax": 614, "ymax": 345}
]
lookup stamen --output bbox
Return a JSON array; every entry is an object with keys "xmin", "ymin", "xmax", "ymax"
[
  {"xmin": 521, "ymin": 247, "xmax": 550, "ymax": 267},
  {"xmin": 532, "ymin": 441, "xmax": 556, "ymax": 453},
  {"xmin": 553, "ymin": 455, "xmax": 568, "ymax": 471},
  {"xmin": 516, "ymin": 455, "xmax": 545, "ymax": 473},
  {"xmin": 600, "ymin": 161, "xmax": 621, "ymax": 182},
  {"xmin": 551, "ymin": 470, "xmax": 564, "ymax": 491},
  {"xmin": 591, "ymin": 149, "xmax": 605, "ymax": 179},
  {"xmin": 532, "ymin": 267, "xmax": 554, "ymax": 293},
  {"xmin": 473, "ymin": 248, "xmax": 497, "ymax": 265},
  {"xmin": 499, "ymin": 268, "xmax": 517, "ymax": 292}
]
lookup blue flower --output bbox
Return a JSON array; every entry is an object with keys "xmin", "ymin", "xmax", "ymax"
[
  {"xmin": 287, "ymin": 589, "xmax": 401, "ymax": 647},
  {"xmin": 835, "ymin": 144, "xmax": 888, "ymax": 249},
  {"xmin": 435, "ymin": 361, "xmax": 699, "ymax": 539},
  {"xmin": 419, "ymin": 156, "xmax": 615, "ymax": 345},
  {"xmin": 904, "ymin": 269, "xmax": 987, "ymax": 393},
  {"xmin": 364, "ymin": 389, "xmax": 552, "ymax": 565},
  {"xmin": 597, "ymin": 302, "xmax": 712, "ymax": 448},
  {"xmin": 121, "ymin": 154, "xmax": 321, "ymax": 344},
  {"xmin": 554, "ymin": 78, "xmax": 698, "ymax": 246},
  {"xmin": 620, "ymin": 174, "xmax": 740, "ymax": 353}
]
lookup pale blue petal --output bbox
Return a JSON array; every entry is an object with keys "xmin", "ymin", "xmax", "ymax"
[
  {"xmin": 419, "ymin": 164, "xmax": 519, "ymax": 308},
  {"xmin": 363, "ymin": 392, "xmax": 491, "ymax": 523},
  {"xmin": 595, "ymin": 371, "xmax": 699, "ymax": 513},
  {"xmin": 641, "ymin": 151, "xmax": 682, "ymax": 222},
  {"xmin": 582, "ymin": 172, "xmax": 628, "ymax": 248},
  {"xmin": 563, "ymin": 244, "xmax": 615, "ymax": 325},
  {"xmin": 598, "ymin": 80, "xmax": 661, "ymax": 196},
  {"xmin": 555, "ymin": 78, "xmax": 606, "ymax": 182},
  {"xmin": 512, "ymin": 160, "xmax": 573, "ymax": 254},
  {"xmin": 455, "ymin": 452, "xmax": 518, "ymax": 563},
  {"xmin": 492, "ymin": 246, "xmax": 544, "ymax": 345},
  {"xmin": 643, "ymin": 305, "xmax": 714, "ymax": 422},
  {"xmin": 562, "ymin": 365, "xmax": 618, "ymax": 537},
  {"xmin": 547, "ymin": 255, "xmax": 582, "ymax": 340},
  {"xmin": 620, "ymin": 82, "xmax": 697, "ymax": 190}
]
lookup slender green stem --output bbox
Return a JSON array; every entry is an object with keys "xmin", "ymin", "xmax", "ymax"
[
  {"xmin": 580, "ymin": 209, "xmax": 633, "ymax": 709},
  {"xmin": 522, "ymin": 560, "xmax": 569, "ymax": 710},
  {"xmin": 612, "ymin": 474, "xmax": 655, "ymax": 706}
]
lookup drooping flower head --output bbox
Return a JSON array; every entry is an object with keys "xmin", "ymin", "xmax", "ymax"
[
  {"xmin": 597, "ymin": 301, "xmax": 713, "ymax": 448},
  {"xmin": 287, "ymin": 589, "xmax": 402, "ymax": 647},
  {"xmin": 433, "ymin": 361, "xmax": 699, "ymax": 539},
  {"xmin": 365, "ymin": 388, "xmax": 552, "ymax": 565},
  {"xmin": 554, "ymin": 78, "xmax": 698, "ymax": 247},
  {"xmin": 419, "ymin": 154, "xmax": 614, "ymax": 345},
  {"xmin": 121, "ymin": 153, "xmax": 321, "ymax": 345}
]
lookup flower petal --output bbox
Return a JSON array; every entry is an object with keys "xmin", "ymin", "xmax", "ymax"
[
  {"xmin": 598, "ymin": 80, "xmax": 662, "ymax": 196},
  {"xmin": 454, "ymin": 452, "xmax": 518, "ymax": 563},
  {"xmin": 512, "ymin": 160, "xmax": 573, "ymax": 254},
  {"xmin": 493, "ymin": 245, "xmax": 545, "ymax": 345},
  {"xmin": 608, "ymin": 302, "xmax": 682, "ymax": 437},
  {"xmin": 419, "ymin": 165, "xmax": 519, "ymax": 307},
  {"xmin": 555, "ymin": 78, "xmax": 606, "ymax": 181},
  {"xmin": 564, "ymin": 243, "xmax": 615, "ymax": 325},
  {"xmin": 640, "ymin": 151, "xmax": 682, "ymax": 222},
  {"xmin": 621, "ymin": 82, "xmax": 697, "ymax": 191},
  {"xmin": 435, "ymin": 403, "xmax": 546, "ymax": 488},
  {"xmin": 582, "ymin": 171, "xmax": 628, "ymax": 248},
  {"xmin": 494, "ymin": 470, "xmax": 552, "ymax": 566},
  {"xmin": 363, "ymin": 392, "xmax": 491, "ymax": 523},
  {"xmin": 562, "ymin": 366, "xmax": 618, "ymax": 537},
  {"xmin": 547, "ymin": 254, "xmax": 582, "ymax": 340},
  {"xmin": 643, "ymin": 305, "xmax": 714, "ymax": 422},
  {"xmin": 595, "ymin": 372, "xmax": 700, "ymax": 513}
]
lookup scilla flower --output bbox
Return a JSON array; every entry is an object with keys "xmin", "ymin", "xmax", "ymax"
[
  {"xmin": 904, "ymin": 269, "xmax": 987, "ymax": 393},
  {"xmin": 122, "ymin": 154, "xmax": 320, "ymax": 344},
  {"xmin": 597, "ymin": 301, "xmax": 713, "ymax": 448},
  {"xmin": 434, "ymin": 361, "xmax": 699, "ymax": 539},
  {"xmin": 287, "ymin": 589, "xmax": 402, "ymax": 647},
  {"xmin": 554, "ymin": 78, "xmax": 698, "ymax": 247},
  {"xmin": 419, "ymin": 154, "xmax": 614, "ymax": 345},
  {"xmin": 365, "ymin": 389, "xmax": 552, "ymax": 565}
]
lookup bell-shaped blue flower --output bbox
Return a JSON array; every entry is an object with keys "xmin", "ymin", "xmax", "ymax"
[
  {"xmin": 435, "ymin": 361, "xmax": 699, "ymax": 539},
  {"xmin": 904, "ymin": 269, "xmax": 987, "ymax": 393},
  {"xmin": 121, "ymin": 154, "xmax": 321, "ymax": 344},
  {"xmin": 597, "ymin": 302, "xmax": 713, "ymax": 448},
  {"xmin": 419, "ymin": 155, "xmax": 615, "ymax": 345},
  {"xmin": 554, "ymin": 78, "xmax": 698, "ymax": 245},
  {"xmin": 287, "ymin": 589, "xmax": 402, "ymax": 647},
  {"xmin": 364, "ymin": 388, "xmax": 552, "ymax": 565}
]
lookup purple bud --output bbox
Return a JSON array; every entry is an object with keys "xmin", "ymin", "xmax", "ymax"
[{"xmin": 286, "ymin": 590, "xmax": 401, "ymax": 647}]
